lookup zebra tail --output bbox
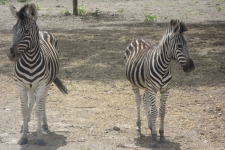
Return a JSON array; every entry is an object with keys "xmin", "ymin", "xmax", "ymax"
[{"xmin": 53, "ymin": 77, "xmax": 68, "ymax": 94}]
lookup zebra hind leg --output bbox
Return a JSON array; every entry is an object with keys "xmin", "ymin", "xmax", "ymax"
[
  {"xmin": 159, "ymin": 90, "xmax": 169, "ymax": 143},
  {"xmin": 143, "ymin": 90, "xmax": 152, "ymax": 132},
  {"xmin": 132, "ymin": 85, "xmax": 142, "ymax": 136}
]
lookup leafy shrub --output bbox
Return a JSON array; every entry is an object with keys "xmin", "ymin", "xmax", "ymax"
[
  {"xmin": 144, "ymin": 14, "xmax": 157, "ymax": 24},
  {"xmin": 61, "ymin": 9, "xmax": 71, "ymax": 16},
  {"xmin": 91, "ymin": 8, "xmax": 102, "ymax": 16},
  {"xmin": 36, "ymin": 4, "xmax": 41, "ymax": 10},
  {"xmin": 78, "ymin": 6, "xmax": 87, "ymax": 15}
]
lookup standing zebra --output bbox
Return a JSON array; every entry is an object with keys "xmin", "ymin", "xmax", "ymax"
[
  {"xmin": 7, "ymin": 4, "xmax": 68, "ymax": 146},
  {"xmin": 125, "ymin": 20, "xmax": 195, "ymax": 148}
]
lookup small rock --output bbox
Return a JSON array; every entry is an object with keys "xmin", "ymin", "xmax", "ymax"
[
  {"xmin": 113, "ymin": 126, "xmax": 120, "ymax": 131},
  {"xmin": 4, "ymin": 108, "xmax": 10, "ymax": 111},
  {"xmin": 119, "ymin": 144, "xmax": 136, "ymax": 148},
  {"xmin": 78, "ymin": 138, "xmax": 86, "ymax": 142}
]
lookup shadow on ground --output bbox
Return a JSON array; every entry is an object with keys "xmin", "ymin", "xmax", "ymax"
[
  {"xmin": 1, "ymin": 21, "xmax": 225, "ymax": 88},
  {"xmin": 134, "ymin": 134, "xmax": 180, "ymax": 150},
  {"xmin": 19, "ymin": 130, "xmax": 67, "ymax": 150}
]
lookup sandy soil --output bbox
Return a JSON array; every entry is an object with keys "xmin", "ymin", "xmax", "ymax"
[{"xmin": 0, "ymin": 0, "xmax": 225, "ymax": 150}]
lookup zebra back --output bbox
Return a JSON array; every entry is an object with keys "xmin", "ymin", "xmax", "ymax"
[{"xmin": 125, "ymin": 38, "xmax": 157, "ymax": 88}]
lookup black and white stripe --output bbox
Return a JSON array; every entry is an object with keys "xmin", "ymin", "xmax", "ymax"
[
  {"xmin": 125, "ymin": 19, "xmax": 195, "ymax": 148},
  {"xmin": 8, "ymin": 3, "xmax": 67, "ymax": 146}
]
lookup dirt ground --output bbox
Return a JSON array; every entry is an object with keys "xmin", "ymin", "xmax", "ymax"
[{"xmin": 0, "ymin": 0, "xmax": 225, "ymax": 150}]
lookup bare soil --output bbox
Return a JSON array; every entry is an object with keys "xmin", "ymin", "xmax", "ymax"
[{"xmin": 0, "ymin": 0, "xmax": 225, "ymax": 150}]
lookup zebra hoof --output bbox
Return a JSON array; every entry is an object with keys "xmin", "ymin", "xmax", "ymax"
[
  {"xmin": 42, "ymin": 124, "xmax": 49, "ymax": 131},
  {"xmin": 160, "ymin": 136, "xmax": 166, "ymax": 143},
  {"xmin": 18, "ymin": 138, "xmax": 28, "ymax": 145},
  {"xmin": 151, "ymin": 142, "xmax": 157, "ymax": 148},
  {"xmin": 151, "ymin": 134, "xmax": 157, "ymax": 148},
  {"xmin": 135, "ymin": 128, "xmax": 141, "ymax": 136},
  {"xmin": 37, "ymin": 139, "xmax": 45, "ymax": 146}
]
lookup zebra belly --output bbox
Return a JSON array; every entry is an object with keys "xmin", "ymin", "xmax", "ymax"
[
  {"xmin": 126, "ymin": 61, "xmax": 147, "ymax": 89},
  {"xmin": 146, "ymin": 72, "xmax": 172, "ymax": 91}
]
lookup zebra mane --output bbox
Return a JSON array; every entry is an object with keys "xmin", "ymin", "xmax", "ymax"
[
  {"xmin": 169, "ymin": 19, "xmax": 188, "ymax": 34},
  {"xmin": 17, "ymin": 4, "xmax": 29, "ymax": 20}
]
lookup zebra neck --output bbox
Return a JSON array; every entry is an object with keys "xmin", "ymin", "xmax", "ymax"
[
  {"xmin": 22, "ymin": 46, "xmax": 43, "ymax": 66},
  {"xmin": 153, "ymin": 43, "xmax": 172, "ymax": 74}
]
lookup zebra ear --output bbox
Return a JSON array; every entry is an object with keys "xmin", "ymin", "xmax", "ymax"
[
  {"xmin": 9, "ymin": 5, "xmax": 18, "ymax": 19},
  {"xmin": 173, "ymin": 22, "xmax": 180, "ymax": 33},
  {"xmin": 28, "ymin": 3, "xmax": 38, "ymax": 21}
]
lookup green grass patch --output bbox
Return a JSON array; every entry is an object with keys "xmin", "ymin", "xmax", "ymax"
[
  {"xmin": 78, "ymin": 6, "xmax": 87, "ymax": 15},
  {"xmin": 61, "ymin": 9, "xmax": 71, "ymax": 16},
  {"xmin": 144, "ymin": 14, "xmax": 157, "ymax": 24}
]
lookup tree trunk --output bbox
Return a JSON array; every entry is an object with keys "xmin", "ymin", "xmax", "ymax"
[{"xmin": 73, "ymin": 0, "xmax": 78, "ymax": 15}]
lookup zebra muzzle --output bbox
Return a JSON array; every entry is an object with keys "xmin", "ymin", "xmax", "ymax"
[
  {"xmin": 182, "ymin": 58, "xmax": 195, "ymax": 73},
  {"xmin": 7, "ymin": 44, "xmax": 20, "ymax": 62}
]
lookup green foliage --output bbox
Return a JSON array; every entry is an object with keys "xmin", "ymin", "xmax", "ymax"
[
  {"xmin": 118, "ymin": 8, "xmax": 124, "ymax": 13},
  {"xmin": 91, "ymin": 8, "xmax": 102, "ymax": 16},
  {"xmin": 78, "ymin": 6, "xmax": 87, "ymax": 15},
  {"xmin": 194, "ymin": 0, "xmax": 199, "ymax": 3},
  {"xmin": 17, "ymin": 0, "xmax": 28, "ymax": 2},
  {"xmin": 36, "ymin": 4, "xmax": 41, "ymax": 10},
  {"xmin": 43, "ymin": 13, "xmax": 50, "ymax": 17},
  {"xmin": 61, "ymin": 9, "xmax": 71, "ymax": 16},
  {"xmin": 146, "ymin": 2, "xmax": 152, "ymax": 7},
  {"xmin": 0, "ymin": 0, "xmax": 7, "ymax": 5},
  {"xmin": 217, "ymin": 6, "xmax": 222, "ymax": 12},
  {"xmin": 144, "ymin": 14, "xmax": 157, "ymax": 24}
]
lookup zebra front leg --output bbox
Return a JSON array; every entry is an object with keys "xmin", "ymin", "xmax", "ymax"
[
  {"xmin": 159, "ymin": 90, "xmax": 169, "ymax": 143},
  {"xmin": 132, "ymin": 85, "xmax": 142, "ymax": 135},
  {"xmin": 17, "ymin": 86, "xmax": 29, "ymax": 145},
  {"xmin": 42, "ymin": 87, "xmax": 49, "ymax": 131},
  {"xmin": 146, "ymin": 88, "xmax": 158, "ymax": 148},
  {"xmin": 21, "ymin": 89, "xmax": 35, "ymax": 133},
  {"xmin": 35, "ymin": 84, "xmax": 46, "ymax": 146}
]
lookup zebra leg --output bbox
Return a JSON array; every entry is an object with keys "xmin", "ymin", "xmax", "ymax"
[
  {"xmin": 17, "ymin": 85, "xmax": 29, "ymax": 145},
  {"xmin": 42, "ymin": 87, "xmax": 49, "ymax": 131},
  {"xmin": 132, "ymin": 85, "xmax": 142, "ymax": 135},
  {"xmin": 146, "ymin": 88, "xmax": 158, "ymax": 148},
  {"xmin": 159, "ymin": 90, "xmax": 169, "ymax": 143},
  {"xmin": 21, "ymin": 89, "xmax": 35, "ymax": 133},
  {"xmin": 35, "ymin": 84, "xmax": 46, "ymax": 146},
  {"xmin": 143, "ymin": 90, "xmax": 152, "ymax": 131}
]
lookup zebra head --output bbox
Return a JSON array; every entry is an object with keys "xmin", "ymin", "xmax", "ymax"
[
  {"xmin": 8, "ymin": 3, "xmax": 38, "ymax": 62},
  {"xmin": 168, "ymin": 19, "xmax": 195, "ymax": 73}
]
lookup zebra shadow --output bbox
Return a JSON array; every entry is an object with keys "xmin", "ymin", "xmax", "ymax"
[
  {"xmin": 19, "ymin": 130, "xmax": 67, "ymax": 150},
  {"xmin": 134, "ymin": 134, "xmax": 181, "ymax": 150}
]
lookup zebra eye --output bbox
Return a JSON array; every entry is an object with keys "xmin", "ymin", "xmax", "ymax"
[
  {"xmin": 177, "ymin": 44, "xmax": 182, "ymax": 49},
  {"xmin": 125, "ymin": 50, "xmax": 130, "ymax": 56}
]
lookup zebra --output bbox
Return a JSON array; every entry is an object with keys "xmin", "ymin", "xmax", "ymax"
[
  {"xmin": 7, "ymin": 3, "xmax": 68, "ymax": 146},
  {"xmin": 125, "ymin": 19, "xmax": 195, "ymax": 148}
]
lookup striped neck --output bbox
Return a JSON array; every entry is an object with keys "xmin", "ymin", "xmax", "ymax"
[
  {"xmin": 153, "ymin": 34, "xmax": 173, "ymax": 75},
  {"xmin": 23, "ymin": 26, "xmax": 41, "ymax": 62}
]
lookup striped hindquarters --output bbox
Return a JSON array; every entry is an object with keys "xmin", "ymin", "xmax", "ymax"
[{"xmin": 125, "ymin": 38, "xmax": 157, "ymax": 88}]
